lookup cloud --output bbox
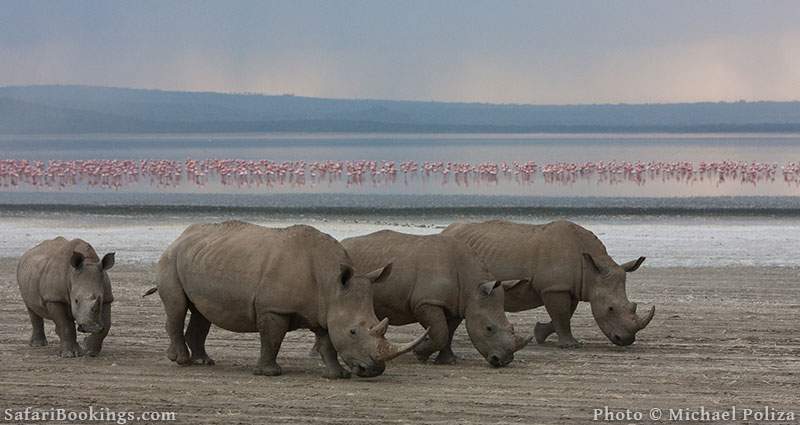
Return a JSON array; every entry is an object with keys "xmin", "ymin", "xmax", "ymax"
[
  {"xmin": 1, "ymin": 9, "xmax": 798, "ymax": 104},
  {"xmin": 427, "ymin": 31, "xmax": 800, "ymax": 104}
]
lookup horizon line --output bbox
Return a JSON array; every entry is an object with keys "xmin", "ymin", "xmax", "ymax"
[{"xmin": 3, "ymin": 83, "xmax": 800, "ymax": 108}]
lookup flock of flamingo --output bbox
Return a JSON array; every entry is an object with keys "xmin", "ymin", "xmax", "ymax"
[{"xmin": 1, "ymin": 159, "xmax": 799, "ymax": 190}]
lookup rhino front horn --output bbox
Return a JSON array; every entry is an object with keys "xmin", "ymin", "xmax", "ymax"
[
  {"xmin": 376, "ymin": 328, "xmax": 430, "ymax": 362},
  {"xmin": 369, "ymin": 317, "xmax": 390, "ymax": 337},
  {"xmin": 637, "ymin": 305, "xmax": 656, "ymax": 330}
]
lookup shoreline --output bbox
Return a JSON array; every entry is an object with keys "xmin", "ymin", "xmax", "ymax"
[{"xmin": 3, "ymin": 194, "xmax": 800, "ymax": 214}]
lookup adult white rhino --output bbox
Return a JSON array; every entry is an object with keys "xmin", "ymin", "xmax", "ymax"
[
  {"xmin": 156, "ymin": 221, "xmax": 426, "ymax": 379},
  {"xmin": 443, "ymin": 220, "xmax": 655, "ymax": 347},
  {"xmin": 341, "ymin": 231, "xmax": 532, "ymax": 367}
]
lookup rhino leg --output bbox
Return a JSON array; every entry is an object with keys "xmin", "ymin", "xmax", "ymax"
[
  {"xmin": 412, "ymin": 305, "xmax": 450, "ymax": 364},
  {"xmin": 314, "ymin": 331, "xmax": 351, "ymax": 379},
  {"xmin": 307, "ymin": 339, "xmax": 321, "ymax": 358},
  {"xmin": 83, "ymin": 303, "xmax": 111, "ymax": 356},
  {"xmin": 434, "ymin": 317, "xmax": 462, "ymax": 365},
  {"xmin": 541, "ymin": 292, "xmax": 581, "ymax": 348},
  {"xmin": 534, "ymin": 299, "xmax": 578, "ymax": 344},
  {"xmin": 185, "ymin": 306, "xmax": 215, "ymax": 365},
  {"xmin": 47, "ymin": 302, "xmax": 83, "ymax": 357},
  {"xmin": 26, "ymin": 307, "xmax": 47, "ymax": 347},
  {"xmin": 253, "ymin": 312, "xmax": 290, "ymax": 376},
  {"xmin": 158, "ymin": 265, "xmax": 191, "ymax": 365}
]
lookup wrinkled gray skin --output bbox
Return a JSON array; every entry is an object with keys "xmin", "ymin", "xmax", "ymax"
[
  {"xmin": 17, "ymin": 237, "xmax": 115, "ymax": 357},
  {"xmin": 156, "ymin": 221, "xmax": 427, "ymax": 379},
  {"xmin": 443, "ymin": 220, "xmax": 655, "ymax": 348},
  {"xmin": 341, "ymin": 230, "xmax": 533, "ymax": 367}
]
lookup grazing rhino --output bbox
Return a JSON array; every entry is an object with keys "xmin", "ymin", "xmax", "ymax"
[
  {"xmin": 17, "ymin": 237, "xmax": 115, "ymax": 357},
  {"xmin": 156, "ymin": 221, "xmax": 427, "ymax": 379},
  {"xmin": 443, "ymin": 220, "xmax": 655, "ymax": 348},
  {"xmin": 341, "ymin": 230, "xmax": 533, "ymax": 367}
]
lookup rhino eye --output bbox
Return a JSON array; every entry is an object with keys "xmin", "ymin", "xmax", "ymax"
[
  {"xmin": 608, "ymin": 306, "xmax": 614, "ymax": 312},
  {"xmin": 485, "ymin": 325, "xmax": 494, "ymax": 333},
  {"xmin": 350, "ymin": 329, "xmax": 357, "ymax": 336}
]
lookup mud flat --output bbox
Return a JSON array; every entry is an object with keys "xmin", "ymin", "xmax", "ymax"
[{"xmin": 1, "ymin": 259, "xmax": 798, "ymax": 424}]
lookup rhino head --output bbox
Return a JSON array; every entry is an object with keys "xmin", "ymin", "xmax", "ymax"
[
  {"xmin": 69, "ymin": 251, "xmax": 114, "ymax": 334},
  {"xmin": 582, "ymin": 253, "xmax": 655, "ymax": 346},
  {"xmin": 464, "ymin": 280, "xmax": 534, "ymax": 367},
  {"xmin": 327, "ymin": 263, "xmax": 428, "ymax": 378}
]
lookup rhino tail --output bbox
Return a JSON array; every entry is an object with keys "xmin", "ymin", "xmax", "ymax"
[{"xmin": 142, "ymin": 286, "xmax": 158, "ymax": 297}]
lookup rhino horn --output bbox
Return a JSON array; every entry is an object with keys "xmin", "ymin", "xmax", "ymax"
[
  {"xmin": 636, "ymin": 305, "xmax": 656, "ymax": 330},
  {"xmin": 369, "ymin": 317, "xmax": 390, "ymax": 337},
  {"xmin": 514, "ymin": 333, "xmax": 534, "ymax": 351},
  {"xmin": 375, "ymin": 327, "xmax": 430, "ymax": 362},
  {"xmin": 621, "ymin": 256, "xmax": 646, "ymax": 273}
]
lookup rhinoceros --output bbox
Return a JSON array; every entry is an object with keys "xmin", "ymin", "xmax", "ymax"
[
  {"xmin": 341, "ymin": 230, "xmax": 533, "ymax": 367},
  {"xmin": 155, "ymin": 221, "xmax": 427, "ymax": 379},
  {"xmin": 443, "ymin": 220, "xmax": 655, "ymax": 347},
  {"xmin": 17, "ymin": 237, "xmax": 115, "ymax": 357}
]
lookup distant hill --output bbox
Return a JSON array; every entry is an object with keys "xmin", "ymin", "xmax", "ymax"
[{"xmin": 1, "ymin": 85, "xmax": 799, "ymax": 134}]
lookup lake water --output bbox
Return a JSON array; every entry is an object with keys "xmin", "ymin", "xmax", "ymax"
[
  {"xmin": 1, "ymin": 133, "xmax": 800, "ymax": 198},
  {"xmin": 1, "ymin": 133, "xmax": 799, "ymax": 267}
]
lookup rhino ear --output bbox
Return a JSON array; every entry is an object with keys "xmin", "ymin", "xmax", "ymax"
[
  {"xmin": 101, "ymin": 252, "xmax": 115, "ymax": 271},
  {"xmin": 70, "ymin": 251, "xmax": 85, "ymax": 270},
  {"xmin": 365, "ymin": 263, "xmax": 392, "ymax": 284},
  {"xmin": 501, "ymin": 278, "xmax": 530, "ymax": 291},
  {"xmin": 339, "ymin": 264, "xmax": 354, "ymax": 287},
  {"xmin": 479, "ymin": 280, "xmax": 502, "ymax": 296},
  {"xmin": 621, "ymin": 256, "xmax": 646, "ymax": 273},
  {"xmin": 582, "ymin": 253, "xmax": 609, "ymax": 276}
]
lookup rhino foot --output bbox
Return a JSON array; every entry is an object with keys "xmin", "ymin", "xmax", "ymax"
[
  {"xmin": 190, "ymin": 355, "xmax": 215, "ymax": 365},
  {"xmin": 557, "ymin": 337, "xmax": 582, "ymax": 349},
  {"xmin": 434, "ymin": 351, "xmax": 459, "ymax": 365},
  {"xmin": 167, "ymin": 343, "xmax": 191, "ymax": 365},
  {"xmin": 253, "ymin": 364, "xmax": 282, "ymax": 376},
  {"xmin": 83, "ymin": 343, "xmax": 101, "ymax": 357},
  {"xmin": 29, "ymin": 337, "xmax": 48, "ymax": 347},
  {"xmin": 323, "ymin": 369, "xmax": 351, "ymax": 380},
  {"xmin": 59, "ymin": 347, "xmax": 84, "ymax": 358}
]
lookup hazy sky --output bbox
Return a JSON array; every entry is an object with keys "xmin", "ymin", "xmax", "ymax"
[{"xmin": 1, "ymin": 1, "xmax": 799, "ymax": 104}]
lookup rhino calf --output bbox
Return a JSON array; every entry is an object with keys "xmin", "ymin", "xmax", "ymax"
[
  {"xmin": 443, "ymin": 220, "xmax": 655, "ymax": 348},
  {"xmin": 156, "ymin": 221, "xmax": 427, "ymax": 379},
  {"xmin": 17, "ymin": 237, "xmax": 115, "ymax": 357},
  {"xmin": 342, "ymin": 231, "xmax": 532, "ymax": 367}
]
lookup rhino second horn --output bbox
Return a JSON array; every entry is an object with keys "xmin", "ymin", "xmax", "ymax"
[
  {"xmin": 375, "ymin": 327, "xmax": 430, "ymax": 362},
  {"xmin": 514, "ymin": 334, "xmax": 534, "ymax": 351},
  {"xmin": 636, "ymin": 305, "xmax": 656, "ymax": 330},
  {"xmin": 369, "ymin": 317, "xmax": 390, "ymax": 337}
]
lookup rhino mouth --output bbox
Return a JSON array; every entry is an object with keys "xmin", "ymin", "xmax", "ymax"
[
  {"xmin": 488, "ymin": 353, "xmax": 514, "ymax": 368},
  {"xmin": 611, "ymin": 333, "xmax": 635, "ymax": 346},
  {"xmin": 343, "ymin": 359, "xmax": 386, "ymax": 378}
]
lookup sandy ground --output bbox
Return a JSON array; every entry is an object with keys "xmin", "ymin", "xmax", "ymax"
[{"xmin": 1, "ymin": 259, "xmax": 798, "ymax": 424}]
